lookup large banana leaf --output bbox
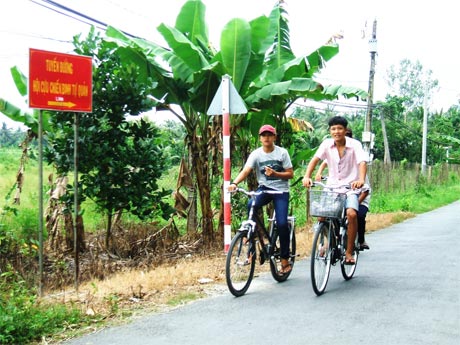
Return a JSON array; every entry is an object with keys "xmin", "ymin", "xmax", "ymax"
[
  {"xmin": 265, "ymin": 2, "xmax": 295, "ymax": 70},
  {"xmin": 157, "ymin": 23, "xmax": 209, "ymax": 73},
  {"xmin": 246, "ymin": 78, "xmax": 322, "ymax": 105},
  {"xmin": 220, "ymin": 18, "xmax": 251, "ymax": 91},
  {"xmin": 249, "ymin": 15, "xmax": 271, "ymax": 55},
  {"xmin": 0, "ymin": 66, "xmax": 53, "ymax": 133},
  {"xmin": 11, "ymin": 66, "xmax": 28, "ymax": 97},
  {"xmin": 0, "ymin": 98, "xmax": 36, "ymax": 129},
  {"xmin": 174, "ymin": 0, "xmax": 208, "ymax": 45},
  {"xmin": 106, "ymin": 26, "xmax": 188, "ymax": 103}
]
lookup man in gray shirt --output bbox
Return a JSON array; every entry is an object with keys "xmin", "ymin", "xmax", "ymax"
[{"xmin": 228, "ymin": 124, "xmax": 294, "ymax": 274}]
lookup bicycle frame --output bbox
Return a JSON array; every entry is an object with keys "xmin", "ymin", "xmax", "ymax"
[
  {"xmin": 239, "ymin": 191, "xmax": 279, "ymax": 265},
  {"xmin": 225, "ymin": 187, "xmax": 296, "ymax": 296}
]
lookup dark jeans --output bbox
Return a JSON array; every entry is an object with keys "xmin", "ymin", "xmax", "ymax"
[
  {"xmin": 248, "ymin": 186, "xmax": 290, "ymax": 259},
  {"xmin": 357, "ymin": 204, "xmax": 369, "ymax": 244}
]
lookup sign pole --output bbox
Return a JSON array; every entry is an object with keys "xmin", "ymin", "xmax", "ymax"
[
  {"xmin": 222, "ymin": 76, "xmax": 231, "ymax": 253},
  {"xmin": 38, "ymin": 110, "xmax": 44, "ymax": 297},
  {"xmin": 207, "ymin": 74, "xmax": 247, "ymax": 253},
  {"xmin": 73, "ymin": 113, "xmax": 80, "ymax": 292}
]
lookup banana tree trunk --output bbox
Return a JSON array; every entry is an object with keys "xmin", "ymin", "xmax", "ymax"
[{"xmin": 190, "ymin": 139, "xmax": 215, "ymax": 246}]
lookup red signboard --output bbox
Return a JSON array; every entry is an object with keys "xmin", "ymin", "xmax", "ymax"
[{"xmin": 29, "ymin": 48, "xmax": 92, "ymax": 112}]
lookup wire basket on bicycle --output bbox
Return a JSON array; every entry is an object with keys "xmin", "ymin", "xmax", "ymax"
[{"xmin": 309, "ymin": 189, "xmax": 346, "ymax": 219}]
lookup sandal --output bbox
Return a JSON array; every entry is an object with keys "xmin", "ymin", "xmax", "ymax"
[
  {"xmin": 279, "ymin": 259, "xmax": 292, "ymax": 275},
  {"xmin": 344, "ymin": 257, "xmax": 356, "ymax": 265}
]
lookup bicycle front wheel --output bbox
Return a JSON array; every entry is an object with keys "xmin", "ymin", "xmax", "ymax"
[
  {"xmin": 310, "ymin": 222, "xmax": 333, "ymax": 296},
  {"xmin": 225, "ymin": 231, "xmax": 256, "ymax": 297}
]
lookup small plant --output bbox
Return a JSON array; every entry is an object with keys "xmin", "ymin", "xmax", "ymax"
[
  {"xmin": 166, "ymin": 291, "xmax": 202, "ymax": 307},
  {"xmin": 0, "ymin": 269, "xmax": 92, "ymax": 344},
  {"xmin": 104, "ymin": 293, "xmax": 120, "ymax": 316}
]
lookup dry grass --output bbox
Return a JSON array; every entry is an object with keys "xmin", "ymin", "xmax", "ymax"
[{"xmin": 44, "ymin": 211, "xmax": 415, "ymax": 341}]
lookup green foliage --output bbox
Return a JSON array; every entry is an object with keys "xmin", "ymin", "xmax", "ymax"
[
  {"xmin": 370, "ymin": 168, "xmax": 460, "ymax": 214},
  {"xmin": 0, "ymin": 271, "xmax": 92, "ymax": 344},
  {"xmin": 44, "ymin": 29, "xmax": 174, "ymax": 226},
  {"xmin": 158, "ymin": 120, "xmax": 186, "ymax": 167},
  {"xmin": 0, "ymin": 123, "xmax": 27, "ymax": 147},
  {"xmin": 386, "ymin": 59, "xmax": 438, "ymax": 111}
]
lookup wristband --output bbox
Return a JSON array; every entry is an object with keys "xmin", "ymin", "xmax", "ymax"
[{"xmin": 231, "ymin": 181, "xmax": 238, "ymax": 186}]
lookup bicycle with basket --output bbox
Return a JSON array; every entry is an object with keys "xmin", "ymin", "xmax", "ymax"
[
  {"xmin": 225, "ymin": 187, "xmax": 296, "ymax": 297},
  {"xmin": 308, "ymin": 181, "xmax": 359, "ymax": 296}
]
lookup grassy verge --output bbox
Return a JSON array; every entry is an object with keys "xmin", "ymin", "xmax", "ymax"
[{"xmin": 371, "ymin": 180, "xmax": 460, "ymax": 214}]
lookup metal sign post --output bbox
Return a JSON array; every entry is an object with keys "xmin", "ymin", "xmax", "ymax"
[{"xmin": 207, "ymin": 75, "xmax": 247, "ymax": 253}]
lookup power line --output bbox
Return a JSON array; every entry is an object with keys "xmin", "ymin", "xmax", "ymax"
[
  {"xmin": 29, "ymin": 0, "xmax": 106, "ymax": 32},
  {"xmin": 29, "ymin": 0, "xmax": 140, "ymax": 39}
]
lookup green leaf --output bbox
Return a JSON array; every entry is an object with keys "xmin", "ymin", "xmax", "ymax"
[
  {"xmin": 305, "ymin": 45, "xmax": 339, "ymax": 77},
  {"xmin": 175, "ymin": 0, "xmax": 208, "ymax": 45},
  {"xmin": 265, "ymin": 3, "xmax": 295, "ymax": 70},
  {"xmin": 249, "ymin": 15, "xmax": 271, "ymax": 55},
  {"xmin": 220, "ymin": 18, "xmax": 251, "ymax": 91},
  {"xmin": 0, "ymin": 98, "xmax": 37, "ymax": 131},
  {"xmin": 10, "ymin": 66, "xmax": 28, "ymax": 97},
  {"xmin": 158, "ymin": 23, "xmax": 209, "ymax": 73}
]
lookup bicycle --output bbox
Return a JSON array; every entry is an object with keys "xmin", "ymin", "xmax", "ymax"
[
  {"xmin": 225, "ymin": 187, "xmax": 296, "ymax": 297},
  {"xmin": 308, "ymin": 181, "xmax": 360, "ymax": 296}
]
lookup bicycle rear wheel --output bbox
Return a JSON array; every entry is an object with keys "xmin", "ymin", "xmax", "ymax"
[
  {"xmin": 225, "ymin": 231, "xmax": 256, "ymax": 297},
  {"xmin": 310, "ymin": 222, "xmax": 333, "ymax": 296},
  {"xmin": 269, "ymin": 222, "xmax": 296, "ymax": 282},
  {"xmin": 341, "ymin": 233, "xmax": 359, "ymax": 280}
]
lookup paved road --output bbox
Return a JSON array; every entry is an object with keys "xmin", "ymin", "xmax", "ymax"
[{"xmin": 65, "ymin": 201, "xmax": 460, "ymax": 345}]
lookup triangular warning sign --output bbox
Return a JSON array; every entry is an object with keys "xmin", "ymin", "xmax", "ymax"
[{"xmin": 207, "ymin": 75, "xmax": 248, "ymax": 115}]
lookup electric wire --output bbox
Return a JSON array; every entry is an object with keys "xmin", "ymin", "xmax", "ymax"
[{"xmin": 28, "ymin": 0, "xmax": 140, "ymax": 38}]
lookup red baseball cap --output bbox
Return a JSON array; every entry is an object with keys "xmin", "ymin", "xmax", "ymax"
[{"xmin": 259, "ymin": 124, "xmax": 276, "ymax": 135}]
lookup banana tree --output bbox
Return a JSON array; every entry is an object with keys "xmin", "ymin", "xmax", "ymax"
[{"xmin": 102, "ymin": 0, "xmax": 367, "ymax": 245}]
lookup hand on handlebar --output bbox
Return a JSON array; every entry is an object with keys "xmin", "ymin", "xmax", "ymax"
[
  {"xmin": 350, "ymin": 180, "xmax": 365, "ymax": 190},
  {"xmin": 302, "ymin": 176, "xmax": 313, "ymax": 188},
  {"xmin": 227, "ymin": 183, "xmax": 238, "ymax": 192}
]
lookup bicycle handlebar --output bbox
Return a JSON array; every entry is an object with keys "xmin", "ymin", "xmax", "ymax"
[
  {"xmin": 230, "ymin": 187, "xmax": 283, "ymax": 198},
  {"xmin": 311, "ymin": 181, "xmax": 351, "ymax": 190}
]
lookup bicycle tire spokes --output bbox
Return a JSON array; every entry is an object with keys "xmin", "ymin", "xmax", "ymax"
[
  {"xmin": 310, "ymin": 223, "xmax": 333, "ymax": 296},
  {"xmin": 226, "ymin": 231, "xmax": 256, "ymax": 297}
]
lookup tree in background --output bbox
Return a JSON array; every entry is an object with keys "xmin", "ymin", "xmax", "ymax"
[
  {"xmin": 44, "ymin": 28, "xmax": 174, "ymax": 250},
  {"xmin": 375, "ymin": 59, "xmax": 439, "ymax": 164},
  {"xmin": 386, "ymin": 58, "xmax": 439, "ymax": 118},
  {"xmin": 104, "ymin": 0, "xmax": 367, "ymax": 245},
  {"xmin": 0, "ymin": 123, "xmax": 26, "ymax": 148},
  {"xmin": 1, "ymin": 0, "xmax": 367, "ymax": 249}
]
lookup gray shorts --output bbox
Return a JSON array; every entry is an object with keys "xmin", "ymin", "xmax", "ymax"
[{"xmin": 345, "ymin": 193, "xmax": 359, "ymax": 211}]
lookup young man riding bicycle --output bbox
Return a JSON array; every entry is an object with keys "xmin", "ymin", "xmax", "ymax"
[
  {"xmin": 228, "ymin": 124, "xmax": 294, "ymax": 274},
  {"xmin": 302, "ymin": 116, "xmax": 368, "ymax": 265}
]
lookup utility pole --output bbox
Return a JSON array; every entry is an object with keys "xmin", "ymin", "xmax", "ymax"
[
  {"xmin": 363, "ymin": 19, "xmax": 377, "ymax": 162},
  {"xmin": 421, "ymin": 85, "xmax": 428, "ymax": 175}
]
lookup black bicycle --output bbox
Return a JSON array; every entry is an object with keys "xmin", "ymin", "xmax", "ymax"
[
  {"xmin": 309, "ymin": 181, "xmax": 359, "ymax": 296},
  {"xmin": 225, "ymin": 188, "xmax": 296, "ymax": 297}
]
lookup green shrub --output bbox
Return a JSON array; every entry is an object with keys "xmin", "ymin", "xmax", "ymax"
[{"xmin": 0, "ymin": 271, "xmax": 90, "ymax": 344}]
